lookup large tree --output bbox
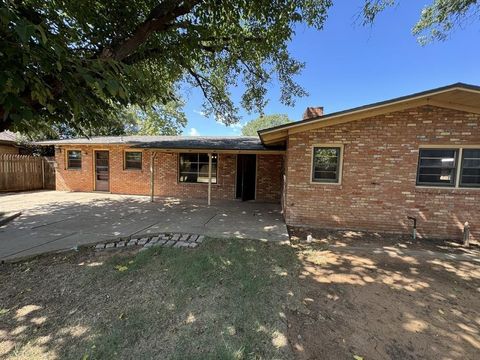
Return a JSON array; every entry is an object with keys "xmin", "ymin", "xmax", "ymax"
[
  {"xmin": 241, "ymin": 114, "xmax": 291, "ymax": 136},
  {"xmin": 1, "ymin": 1, "xmax": 478, "ymax": 135}
]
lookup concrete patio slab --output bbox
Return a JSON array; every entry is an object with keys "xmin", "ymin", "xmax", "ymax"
[{"xmin": 0, "ymin": 191, "xmax": 288, "ymax": 260}]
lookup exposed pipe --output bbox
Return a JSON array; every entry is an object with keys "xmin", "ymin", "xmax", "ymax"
[
  {"xmin": 407, "ymin": 216, "xmax": 417, "ymax": 240},
  {"xmin": 463, "ymin": 221, "xmax": 470, "ymax": 247}
]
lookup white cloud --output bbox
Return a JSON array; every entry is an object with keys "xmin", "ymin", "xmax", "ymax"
[
  {"xmin": 193, "ymin": 109, "xmax": 207, "ymax": 117},
  {"xmin": 230, "ymin": 122, "xmax": 244, "ymax": 129},
  {"xmin": 215, "ymin": 119, "xmax": 245, "ymax": 129},
  {"xmin": 188, "ymin": 128, "xmax": 200, "ymax": 136}
]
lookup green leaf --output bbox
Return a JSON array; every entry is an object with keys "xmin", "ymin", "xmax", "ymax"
[
  {"xmin": 106, "ymin": 80, "xmax": 119, "ymax": 96},
  {"xmin": 15, "ymin": 21, "xmax": 35, "ymax": 43},
  {"xmin": 36, "ymin": 25, "xmax": 48, "ymax": 44}
]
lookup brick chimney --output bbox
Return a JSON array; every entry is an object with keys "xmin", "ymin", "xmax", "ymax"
[{"xmin": 302, "ymin": 107, "xmax": 324, "ymax": 120}]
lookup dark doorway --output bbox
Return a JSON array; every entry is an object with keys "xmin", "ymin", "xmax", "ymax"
[
  {"xmin": 236, "ymin": 154, "xmax": 256, "ymax": 201},
  {"xmin": 95, "ymin": 151, "xmax": 109, "ymax": 191}
]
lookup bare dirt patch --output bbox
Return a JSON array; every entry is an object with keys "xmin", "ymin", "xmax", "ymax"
[{"xmin": 287, "ymin": 227, "xmax": 480, "ymax": 360}]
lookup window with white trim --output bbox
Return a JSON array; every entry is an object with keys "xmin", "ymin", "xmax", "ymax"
[
  {"xmin": 312, "ymin": 146, "xmax": 342, "ymax": 183},
  {"xmin": 416, "ymin": 147, "xmax": 480, "ymax": 188},
  {"xmin": 179, "ymin": 153, "xmax": 217, "ymax": 183}
]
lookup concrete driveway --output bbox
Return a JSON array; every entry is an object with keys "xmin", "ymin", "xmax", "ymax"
[{"xmin": 0, "ymin": 191, "xmax": 288, "ymax": 261}]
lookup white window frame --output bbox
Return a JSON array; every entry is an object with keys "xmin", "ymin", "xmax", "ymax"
[{"xmin": 310, "ymin": 144, "xmax": 344, "ymax": 185}]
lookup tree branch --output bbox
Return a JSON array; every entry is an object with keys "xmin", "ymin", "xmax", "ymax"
[
  {"xmin": 185, "ymin": 67, "xmax": 217, "ymax": 109},
  {"xmin": 100, "ymin": 0, "xmax": 201, "ymax": 61}
]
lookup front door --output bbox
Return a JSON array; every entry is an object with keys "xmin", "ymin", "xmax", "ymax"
[
  {"xmin": 236, "ymin": 154, "xmax": 256, "ymax": 201},
  {"xmin": 95, "ymin": 151, "xmax": 109, "ymax": 191}
]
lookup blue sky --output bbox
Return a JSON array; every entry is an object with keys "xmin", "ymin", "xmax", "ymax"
[{"xmin": 181, "ymin": 1, "xmax": 480, "ymax": 136}]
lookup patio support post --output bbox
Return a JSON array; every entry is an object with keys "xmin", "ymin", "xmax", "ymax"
[
  {"xmin": 208, "ymin": 153, "xmax": 212, "ymax": 206},
  {"xmin": 150, "ymin": 151, "xmax": 157, "ymax": 202}
]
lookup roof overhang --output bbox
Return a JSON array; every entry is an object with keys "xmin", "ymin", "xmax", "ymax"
[
  {"xmin": 259, "ymin": 83, "xmax": 480, "ymax": 145},
  {"xmin": 50, "ymin": 145, "xmax": 285, "ymax": 155},
  {"xmin": 41, "ymin": 136, "xmax": 286, "ymax": 154},
  {"xmin": 141, "ymin": 148, "xmax": 285, "ymax": 154}
]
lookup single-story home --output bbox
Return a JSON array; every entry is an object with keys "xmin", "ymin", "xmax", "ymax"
[{"xmin": 38, "ymin": 83, "xmax": 479, "ymax": 241}]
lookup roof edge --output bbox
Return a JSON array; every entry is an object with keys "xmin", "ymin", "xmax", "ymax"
[{"xmin": 259, "ymin": 82, "xmax": 480, "ymax": 136}]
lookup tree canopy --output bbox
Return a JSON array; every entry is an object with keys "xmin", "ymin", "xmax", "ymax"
[
  {"xmin": 21, "ymin": 101, "xmax": 187, "ymax": 140},
  {"xmin": 241, "ymin": 114, "xmax": 292, "ymax": 136},
  {"xmin": 363, "ymin": 0, "xmax": 479, "ymax": 44},
  {"xmin": 1, "ymin": 0, "xmax": 477, "ymax": 136}
]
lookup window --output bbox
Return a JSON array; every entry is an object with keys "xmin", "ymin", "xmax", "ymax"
[
  {"xmin": 179, "ymin": 153, "xmax": 217, "ymax": 183},
  {"xmin": 417, "ymin": 149, "xmax": 458, "ymax": 186},
  {"xmin": 460, "ymin": 149, "xmax": 480, "ymax": 187},
  {"xmin": 312, "ymin": 146, "xmax": 342, "ymax": 183},
  {"xmin": 125, "ymin": 151, "xmax": 142, "ymax": 170},
  {"xmin": 67, "ymin": 150, "xmax": 82, "ymax": 169}
]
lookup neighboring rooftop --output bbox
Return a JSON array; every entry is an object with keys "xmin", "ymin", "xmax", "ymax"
[
  {"xmin": 36, "ymin": 135, "xmax": 285, "ymax": 151},
  {"xmin": 0, "ymin": 131, "xmax": 18, "ymax": 144}
]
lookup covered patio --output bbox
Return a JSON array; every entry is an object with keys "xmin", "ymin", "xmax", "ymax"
[{"xmin": 0, "ymin": 191, "xmax": 289, "ymax": 261}]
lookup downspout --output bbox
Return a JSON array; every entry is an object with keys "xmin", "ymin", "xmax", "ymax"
[{"xmin": 150, "ymin": 151, "xmax": 157, "ymax": 202}]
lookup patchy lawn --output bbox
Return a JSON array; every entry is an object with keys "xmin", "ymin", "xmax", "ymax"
[
  {"xmin": 0, "ymin": 238, "xmax": 300, "ymax": 359},
  {"xmin": 1, "ymin": 234, "xmax": 479, "ymax": 359}
]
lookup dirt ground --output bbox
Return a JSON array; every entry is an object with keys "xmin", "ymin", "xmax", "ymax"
[
  {"xmin": 288, "ymin": 227, "xmax": 480, "ymax": 360},
  {"xmin": 1, "ymin": 231, "xmax": 479, "ymax": 359}
]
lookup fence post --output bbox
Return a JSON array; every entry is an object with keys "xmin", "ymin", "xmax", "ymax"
[{"xmin": 41, "ymin": 157, "xmax": 45, "ymax": 189}]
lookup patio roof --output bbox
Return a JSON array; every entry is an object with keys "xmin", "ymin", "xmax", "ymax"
[{"xmin": 36, "ymin": 135, "xmax": 285, "ymax": 152}]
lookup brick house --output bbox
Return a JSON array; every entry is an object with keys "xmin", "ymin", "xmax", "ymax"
[
  {"xmin": 40, "ymin": 83, "xmax": 479, "ymax": 240},
  {"xmin": 43, "ymin": 137, "xmax": 285, "ymax": 204}
]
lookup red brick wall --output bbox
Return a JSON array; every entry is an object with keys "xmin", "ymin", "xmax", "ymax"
[
  {"xmin": 285, "ymin": 105, "xmax": 480, "ymax": 241},
  {"xmin": 55, "ymin": 146, "xmax": 283, "ymax": 202},
  {"xmin": 55, "ymin": 145, "xmax": 95, "ymax": 192},
  {"xmin": 152, "ymin": 152, "xmax": 236, "ymax": 200},
  {"xmin": 257, "ymin": 154, "xmax": 284, "ymax": 202}
]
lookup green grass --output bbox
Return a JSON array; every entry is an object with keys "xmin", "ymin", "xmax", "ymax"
[{"xmin": 64, "ymin": 238, "xmax": 301, "ymax": 359}]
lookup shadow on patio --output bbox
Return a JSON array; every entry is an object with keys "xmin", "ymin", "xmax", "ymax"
[{"xmin": 0, "ymin": 191, "xmax": 288, "ymax": 260}]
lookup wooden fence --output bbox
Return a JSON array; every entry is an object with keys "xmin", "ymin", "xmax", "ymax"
[{"xmin": 0, "ymin": 155, "xmax": 55, "ymax": 192}]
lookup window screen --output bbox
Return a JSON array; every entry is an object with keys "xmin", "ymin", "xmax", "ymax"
[
  {"xmin": 416, "ymin": 149, "xmax": 457, "ymax": 186},
  {"xmin": 125, "ymin": 151, "xmax": 142, "ymax": 170},
  {"xmin": 460, "ymin": 149, "xmax": 480, "ymax": 187},
  {"xmin": 67, "ymin": 150, "xmax": 82, "ymax": 169}
]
